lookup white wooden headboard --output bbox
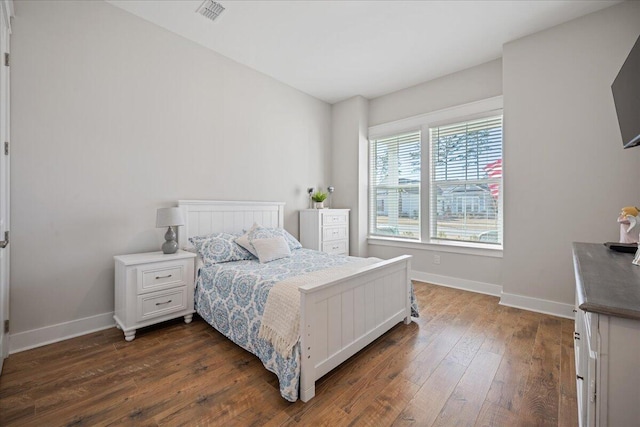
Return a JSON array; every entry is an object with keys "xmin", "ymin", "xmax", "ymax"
[{"xmin": 177, "ymin": 200, "xmax": 285, "ymax": 247}]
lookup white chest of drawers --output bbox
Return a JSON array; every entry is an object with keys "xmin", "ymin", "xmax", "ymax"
[
  {"xmin": 573, "ymin": 243, "xmax": 640, "ymax": 427},
  {"xmin": 114, "ymin": 250, "xmax": 196, "ymax": 341},
  {"xmin": 299, "ymin": 209, "xmax": 350, "ymax": 256}
]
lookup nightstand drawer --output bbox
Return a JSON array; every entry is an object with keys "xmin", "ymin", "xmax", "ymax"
[
  {"xmin": 322, "ymin": 240, "xmax": 347, "ymax": 255},
  {"xmin": 322, "ymin": 214, "xmax": 347, "ymax": 226},
  {"xmin": 323, "ymin": 226, "xmax": 347, "ymax": 242},
  {"xmin": 137, "ymin": 287, "xmax": 187, "ymax": 321},
  {"xmin": 137, "ymin": 261, "xmax": 187, "ymax": 294}
]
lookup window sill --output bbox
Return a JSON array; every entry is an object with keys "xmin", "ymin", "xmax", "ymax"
[{"xmin": 367, "ymin": 236, "xmax": 503, "ymax": 258}]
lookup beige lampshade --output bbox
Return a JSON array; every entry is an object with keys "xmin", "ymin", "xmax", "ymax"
[{"xmin": 156, "ymin": 207, "xmax": 185, "ymax": 228}]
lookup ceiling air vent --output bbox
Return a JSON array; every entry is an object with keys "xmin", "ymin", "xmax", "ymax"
[{"xmin": 196, "ymin": 0, "xmax": 225, "ymax": 22}]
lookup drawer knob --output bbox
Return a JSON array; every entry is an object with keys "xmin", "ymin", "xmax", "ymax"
[
  {"xmin": 155, "ymin": 299, "xmax": 173, "ymax": 306},
  {"xmin": 156, "ymin": 274, "xmax": 172, "ymax": 280}
]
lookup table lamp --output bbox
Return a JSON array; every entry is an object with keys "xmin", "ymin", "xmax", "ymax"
[{"xmin": 156, "ymin": 207, "xmax": 185, "ymax": 254}]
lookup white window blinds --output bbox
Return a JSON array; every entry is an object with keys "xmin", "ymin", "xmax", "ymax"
[
  {"xmin": 369, "ymin": 131, "xmax": 421, "ymax": 239},
  {"xmin": 430, "ymin": 116, "xmax": 503, "ymax": 245}
]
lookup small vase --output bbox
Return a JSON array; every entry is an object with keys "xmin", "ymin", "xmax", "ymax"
[{"xmin": 314, "ymin": 201, "xmax": 324, "ymax": 209}]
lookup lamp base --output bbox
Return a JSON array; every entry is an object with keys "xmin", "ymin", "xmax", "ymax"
[{"xmin": 162, "ymin": 226, "xmax": 179, "ymax": 254}]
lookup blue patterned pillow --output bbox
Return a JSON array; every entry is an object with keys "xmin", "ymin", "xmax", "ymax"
[
  {"xmin": 281, "ymin": 229, "xmax": 303, "ymax": 250},
  {"xmin": 189, "ymin": 232, "xmax": 254, "ymax": 264}
]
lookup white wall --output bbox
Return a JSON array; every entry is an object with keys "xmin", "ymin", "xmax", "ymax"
[
  {"xmin": 10, "ymin": 0, "xmax": 330, "ymax": 346},
  {"xmin": 11, "ymin": 0, "xmax": 640, "ymax": 351},
  {"xmin": 502, "ymin": 1, "xmax": 640, "ymax": 307},
  {"xmin": 365, "ymin": 2, "xmax": 640, "ymax": 317},
  {"xmin": 369, "ymin": 59, "xmax": 503, "ymax": 127},
  {"xmin": 367, "ymin": 59, "xmax": 504, "ymax": 288},
  {"xmin": 330, "ymin": 96, "xmax": 368, "ymax": 257}
]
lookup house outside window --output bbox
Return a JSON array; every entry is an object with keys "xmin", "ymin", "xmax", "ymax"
[
  {"xmin": 430, "ymin": 116, "xmax": 503, "ymax": 245},
  {"xmin": 369, "ymin": 131, "xmax": 421, "ymax": 239},
  {"xmin": 367, "ymin": 97, "xmax": 503, "ymax": 252}
]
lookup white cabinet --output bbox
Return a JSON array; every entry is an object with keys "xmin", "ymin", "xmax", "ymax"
[
  {"xmin": 573, "ymin": 243, "xmax": 640, "ymax": 427},
  {"xmin": 299, "ymin": 209, "xmax": 350, "ymax": 256},
  {"xmin": 114, "ymin": 250, "xmax": 196, "ymax": 341},
  {"xmin": 574, "ymin": 306, "xmax": 640, "ymax": 427},
  {"xmin": 573, "ymin": 303, "xmax": 597, "ymax": 427}
]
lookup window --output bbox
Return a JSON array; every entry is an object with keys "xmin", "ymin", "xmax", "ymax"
[
  {"xmin": 367, "ymin": 97, "xmax": 503, "ymax": 250},
  {"xmin": 369, "ymin": 131, "xmax": 421, "ymax": 239},
  {"xmin": 430, "ymin": 116, "xmax": 502, "ymax": 245}
]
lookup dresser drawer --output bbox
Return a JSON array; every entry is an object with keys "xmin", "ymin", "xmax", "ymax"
[
  {"xmin": 322, "ymin": 213, "xmax": 347, "ymax": 226},
  {"xmin": 137, "ymin": 287, "xmax": 187, "ymax": 321},
  {"xmin": 322, "ymin": 240, "xmax": 347, "ymax": 255},
  {"xmin": 300, "ymin": 209, "xmax": 350, "ymax": 256},
  {"xmin": 323, "ymin": 226, "xmax": 347, "ymax": 242},
  {"xmin": 136, "ymin": 261, "xmax": 187, "ymax": 294}
]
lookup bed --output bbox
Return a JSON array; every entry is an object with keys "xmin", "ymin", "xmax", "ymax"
[{"xmin": 177, "ymin": 200, "xmax": 415, "ymax": 402}]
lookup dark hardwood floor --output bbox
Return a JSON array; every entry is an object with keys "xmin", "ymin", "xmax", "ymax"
[{"xmin": 0, "ymin": 282, "xmax": 578, "ymax": 426}]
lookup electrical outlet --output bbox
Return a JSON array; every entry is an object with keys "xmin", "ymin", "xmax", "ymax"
[{"xmin": 433, "ymin": 254, "xmax": 441, "ymax": 265}]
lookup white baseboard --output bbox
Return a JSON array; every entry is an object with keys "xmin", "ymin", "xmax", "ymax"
[
  {"xmin": 9, "ymin": 311, "xmax": 115, "ymax": 354},
  {"xmin": 7, "ymin": 275, "xmax": 574, "ymax": 354},
  {"xmin": 411, "ymin": 270, "xmax": 502, "ymax": 297},
  {"xmin": 499, "ymin": 292, "xmax": 574, "ymax": 319},
  {"xmin": 412, "ymin": 270, "xmax": 574, "ymax": 319}
]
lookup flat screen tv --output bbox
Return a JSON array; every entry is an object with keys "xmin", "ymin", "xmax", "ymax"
[{"xmin": 612, "ymin": 34, "xmax": 640, "ymax": 149}]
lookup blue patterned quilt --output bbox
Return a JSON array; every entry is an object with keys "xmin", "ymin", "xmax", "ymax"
[{"xmin": 194, "ymin": 248, "xmax": 418, "ymax": 401}]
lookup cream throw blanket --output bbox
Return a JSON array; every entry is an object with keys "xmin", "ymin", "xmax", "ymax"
[{"xmin": 258, "ymin": 258, "xmax": 380, "ymax": 358}]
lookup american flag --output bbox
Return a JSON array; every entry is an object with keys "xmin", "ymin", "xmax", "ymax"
[{"xmin": 484, "ymin": 159, "xmax": 502, "ymax": 199}]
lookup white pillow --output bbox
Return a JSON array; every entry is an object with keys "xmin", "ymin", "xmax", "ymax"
[
  {"xmin": 236, "ymin": 222, "xmax": 302, "ymax": 257},
  {"xmin": 251, "ymin": 236, "xmax": 291, "ymax": 263}
]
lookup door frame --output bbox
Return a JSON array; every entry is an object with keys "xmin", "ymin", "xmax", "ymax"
[{"xmin": 0, "ymin": 0, "xmax": 13, "ymax": 373}]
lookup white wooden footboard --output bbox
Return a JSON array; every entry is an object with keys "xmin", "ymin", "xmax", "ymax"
[
  {"xmin": 176, "ymin": 200, "xmax": 413, "ymax": 403},
  {"xmin": 299, "ymin": 255, "xmax": 412, "ymax": 402}
]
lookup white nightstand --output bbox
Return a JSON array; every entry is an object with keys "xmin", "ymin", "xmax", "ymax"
[
  {"xmin": 114, "ymin": 250, "xmax": 196, "ymax": 341},
  {"xmin": 299, "ymin": 209, "xmax": 350, "ymax": 255}
]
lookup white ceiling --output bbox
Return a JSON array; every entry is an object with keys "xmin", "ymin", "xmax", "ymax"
[{"xmin": 108, "ymin": 0, "xmax": 620, "ymax": 104}]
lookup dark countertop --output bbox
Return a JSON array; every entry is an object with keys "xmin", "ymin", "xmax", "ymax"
[{"xmin": 573, "ymin": 242, "xmax": 640, "ymax": 320}]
